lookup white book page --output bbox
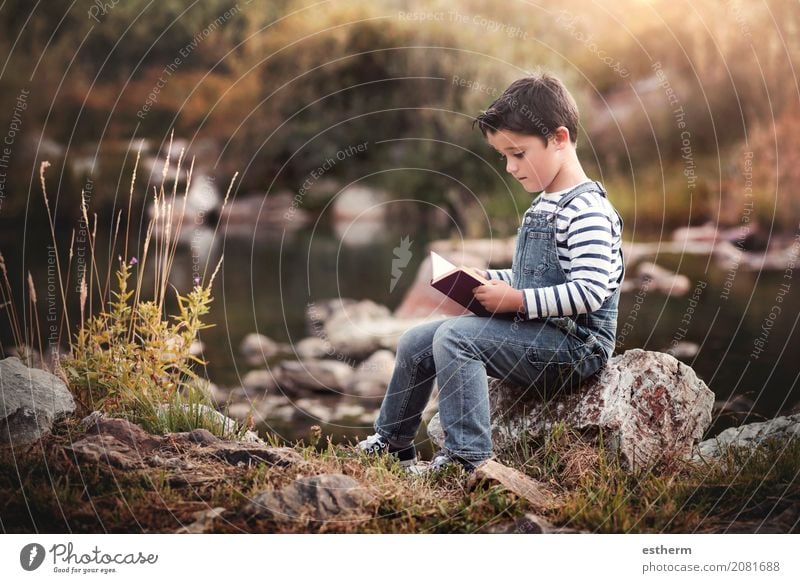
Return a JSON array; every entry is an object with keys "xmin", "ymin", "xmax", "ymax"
[{"xmin": 430, "ymin": 251, "xmax": 456, "ymax": 279}]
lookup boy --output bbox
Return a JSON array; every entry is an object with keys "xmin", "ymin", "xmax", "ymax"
[{"xmin": 358, "ymin": 72, "xmax": 624, "ymax": 473}]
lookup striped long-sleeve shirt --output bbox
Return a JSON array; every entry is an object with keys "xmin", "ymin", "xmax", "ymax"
[{"xmin": 487, "ymin": 181, "xmax": 623, "ymax": 319}]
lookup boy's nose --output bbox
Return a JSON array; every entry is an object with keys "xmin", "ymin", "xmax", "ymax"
[{"xmin": 506, "ymin": 159, "xmax": 518, "ymax": 174}]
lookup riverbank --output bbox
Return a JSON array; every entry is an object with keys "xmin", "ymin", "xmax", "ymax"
[{"xmin": 1, "ymin": 412, "xmax": 797, "ymax": 534}]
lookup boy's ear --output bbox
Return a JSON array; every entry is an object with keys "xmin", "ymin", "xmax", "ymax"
[{"xmin": 552, "ymin": 126, "xmax": 571, "ymax": 147}]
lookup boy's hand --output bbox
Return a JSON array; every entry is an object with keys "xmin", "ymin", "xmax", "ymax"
[{"xmin": 472, "ymin": 280, "xmax": 525, "ymax": 314}]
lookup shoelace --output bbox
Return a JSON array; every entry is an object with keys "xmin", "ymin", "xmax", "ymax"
[{"xmin": 363, "ymin": 434, "xmax": 388, "ymax": 452}]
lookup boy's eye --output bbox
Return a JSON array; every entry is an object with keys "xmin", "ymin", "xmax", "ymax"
[{"xmin": 512, "ymin": 152, "xmax": 525, "ymax": 159}]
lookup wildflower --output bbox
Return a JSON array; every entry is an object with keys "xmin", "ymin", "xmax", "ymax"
[
  {"xmin": 193, "ymin": 276, "xmax": 201, "ymax": 286},
  {"xmin": 129, "ymin": 256, "xmax": 138, "ymax": 266}
]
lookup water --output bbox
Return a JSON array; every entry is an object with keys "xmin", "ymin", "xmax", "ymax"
[{"xmin": 2, "ymin": 216, "xmax": 798, "ymax": 443}]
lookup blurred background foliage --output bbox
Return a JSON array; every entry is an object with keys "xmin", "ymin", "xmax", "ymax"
[{"xmin": 1, "ymin": 0, "xmax": 799, "ymax": 233}]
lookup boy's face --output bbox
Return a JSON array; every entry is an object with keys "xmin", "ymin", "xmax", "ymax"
[{"xmin": 485, "ymin": 128, "xmax": 565, "ymax": 193}]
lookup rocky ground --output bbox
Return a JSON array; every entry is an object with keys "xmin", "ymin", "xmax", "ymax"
[{"xmin": 1, "ymin": 348, "xmax": 798, "ymax": 533}]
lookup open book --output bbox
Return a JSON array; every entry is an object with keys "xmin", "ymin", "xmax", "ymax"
[{"xmin": 430, "ymin": 251, "xmax": 492, "ymax": 316}]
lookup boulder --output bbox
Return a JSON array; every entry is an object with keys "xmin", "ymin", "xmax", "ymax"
[
  {"xmin": 293, "ymin": 397, "xmax": 336, "ymax": 423},
  {"xmin": 295, "ymin": 337, "xmax": 333, "ymax": 359},
  {"xmin": 240, "ymin": 333, "xmax": 279, "ymax": 367},
  {"xmin": 428, "ymin": 349, "xmax": 714, "ymax": 470},
  {"xmin": 245, "ymin": 474, "xmax": 374, "ymax": 524},
  {"xmin": 322, "ymin": 300, "xmax": 394, "ymax": 358},
  {"xmin": 348, "ymin": 349, "xmax": 396, "ymax": 397},
  {"xmin": 305, "ymin": 298, "xmax": 358, "ymax": 333},
  {"xmin": 241, "ymin": 369, "xmax": 280, "ymax": 394},
  {"xmin": 278, "ymin": 359, "xmax": 354, "ymax": 393},
  {"xmin": 323, "ymin": 299, "xmax": 423, "ymax": 358},
  {"xmin": 307, "ymin": 298, "xmax": 437, "ymax": 359},
  {"xmin": 0, "ymin": 356, "xmax": 76, "ymax": 445},
  {"xmin": 694, "ymin": 414, "xmax": 800, "ymax": 460}
]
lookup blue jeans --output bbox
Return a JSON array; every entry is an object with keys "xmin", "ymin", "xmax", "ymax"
[
  {"xmin": 375, "ymin": 180, "xmax": 623, "ymax": 462},
  {"xmin": 374, "ymin": 314, "xmax": 607, "ymax": 462}
]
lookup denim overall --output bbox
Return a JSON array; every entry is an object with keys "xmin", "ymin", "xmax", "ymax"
[
  {"xmin": 513, "ymin": 180, "xmax": 625, "ymax": 363},
  {"xmin": 374, "ymin": 180, "xmax": 624, "ymax": 462}
]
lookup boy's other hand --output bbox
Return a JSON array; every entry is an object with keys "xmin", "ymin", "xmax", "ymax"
[{"xmin": 472, "ymin": 280, "xmax": 525, "ymax": 314}]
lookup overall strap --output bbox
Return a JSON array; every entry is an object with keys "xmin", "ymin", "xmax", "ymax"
[{"xmin": 555, "ymin": 180, "xmax": 605, "ymax": 210}]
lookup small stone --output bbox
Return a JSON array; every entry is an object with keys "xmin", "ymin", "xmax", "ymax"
[
  {"xmin": 175, "ymin": 507, "xmax": 227, "ymax": 534},
  {"xmin": 468, "ymin": 459, "xmax": 558, "ymax": 510},
  {"xmin": 245, "ymin": 474, "xmax": 373, "ymax": 524}
]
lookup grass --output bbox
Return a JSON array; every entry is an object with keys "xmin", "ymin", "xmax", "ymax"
[{"xmin": 0, "ymin": 133, "xmax": 249, "ymax": 440}]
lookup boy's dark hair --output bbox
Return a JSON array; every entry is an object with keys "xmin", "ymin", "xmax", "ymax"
[{"xmin": 474, "ymin": 73, "xmax": 579, "ymax": 145}]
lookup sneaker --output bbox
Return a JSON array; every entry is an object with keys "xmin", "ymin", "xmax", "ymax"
[
  {"xmin": 425, "ymin": 449, "xmax": 479, "ymax": 474},
  {"xmin": 357, "ymin": 433, "xmax": 418, "ymax": 469}
]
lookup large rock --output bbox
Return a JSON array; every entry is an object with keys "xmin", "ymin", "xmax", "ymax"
[
  {"xmin": 693, "ymin": 414, "xmax": 800, "ymax": 460},
  {"xmin": 0, "ymin": 357, "xmax": 76, "ymax": 445},
  {"xmin": 240, "ymin": 333, "xmax": 279, "ymax": 367},
  {"xmin": 241, "ymin": 368, "xmax": 280, "ymax": 395},
  {"xmin": 278, "ymin": 359, "xmax": 354, "ymax": 393},
  {"xmin": 305, "ymin": 298, "xmax": 358, "ymax": 333},
  {"xmin": 294, "ymin": 337, "xmax": 334, "ymax": 360},
  {"xmin": 245, "ymin": 474, "xmax": 374, "ymax": 525},
  {"xmin": 348, "ymin": 349, "xmax": 396, "ymax": 397},
  {"xmin": 320, "ymin": 299, "xmax": 432, "ymax": 359},
  {"xmin": 428, "ymin": 349, "xmax": 714, "ymax": 470}
]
